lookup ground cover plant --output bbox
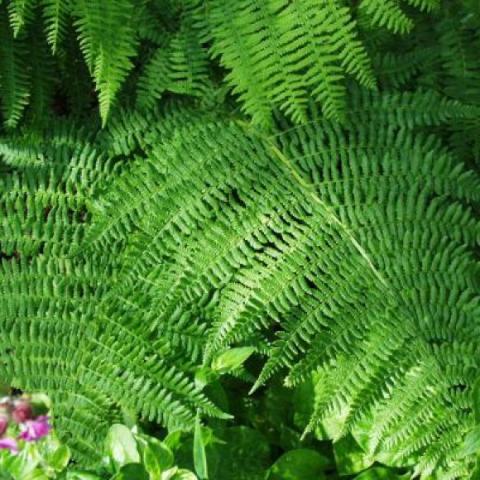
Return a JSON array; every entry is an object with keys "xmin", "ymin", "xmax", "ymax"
[{"xmin": 0, "ymin": 0, "xmax": 479, "ymax": 478}]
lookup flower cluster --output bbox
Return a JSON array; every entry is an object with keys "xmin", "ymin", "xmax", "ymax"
[{"xmin": 0, "ymin": 396, "xmax": 51, "ymax": 455}]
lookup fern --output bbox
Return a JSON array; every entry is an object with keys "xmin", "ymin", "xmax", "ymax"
[
  {"xmin": 192, "ymin": 0, "xmax": 376, "ymax": 125},
  {"xmin": 0, "ymin": 2, "xmax": 479, "ymax": 478},
  {"xmin": 42, "ymin": 0, "xmax": 70, "ymax": 54},
  {"xmin": 136, "ymin": 18, "xmax": 210, "ymax": 109},
  {"xmin": 0, "ymin": 121, "xmax": 230, "ymax": 464},
  {"xmin": 0, "ymin": 12, "xmax": 30, "ymax": 129},
  {"xmin": 82, "ymin": 92, "xmax": 479, "ymax": 477},
  {"xmin": 357, "ymin": 0, "xmax": 414, "ymax": 35},
  {"xmin": 73, "ymin": 0, "xmax": 139, "ymax": 125},
  {"xmin": 8, "ymin": 0, "xmax": 36, "ymax": 37}
]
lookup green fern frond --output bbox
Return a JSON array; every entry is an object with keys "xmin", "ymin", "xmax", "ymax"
[
  {"xmin": 0, "ymin": 3, "xmax": 478, "ymax": 477},
  {"xmin": 0, "ymin": 14, "xmax": 30, "ymax": 128},
  {"xmin": 86, "ymin": 93, "xmax": 479, "ymax": 477},
  {"xmin": 0, "ymin": 131, "xmax": 228, "ymax": 463},
  {"xmin": 42, "ymin": 0, "xmax": 71, "ymax": 54},
  {"xmin": 167, "ymin": 20, "xmax": 211, "ymax": 98},
  {"xmin": 136, "ymin": 22, "xmax": 210, "ymax": 109},
  {"xmin": 8, "ymin": 0, "xmax": 36, "ymax": 37},
  {"xmin": 435, "ymin": 14, "xmax": 480, "ymax": 104},
  {"xmin": 136, "ymin": 46, "xmax": 171, "ymax": 110},
  {"xmin": 28, "ymin": 24, "xmax": 56, "ymax": 123},
  {"xmin": 358, "ymin": 0, "xmax": 414, "ymax": 35},
  {"xmin": 347, "ymin": 87, "xmax": 480, "ymax": 127},
  {"xmin": 372, "ymin": 47, "xmax": 439, "ymax": 88},
  {"xmin": 195, "ymin": 0, "xmax": 375, "ymax": 125},
  {"xmin": 73, "ymin": 0, "xmax": 139, "ymax": 125},
  {"xmin": 406, "ymin": 0, "xmax": 439, "ymax": 12}
]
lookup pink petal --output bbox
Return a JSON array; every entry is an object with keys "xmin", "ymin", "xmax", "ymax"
[
  {"xmin": 12, "ymin": 400, "xmax": 33, "ymax": 424},
  {"xmin": 0, "ymin": 415, "xmax": 9, "ymax": 436},
  {"xmin": 19, "ymin": 416, "xmax": 51, "ymax": 442},
  {"xmin": 0, "ymin": 437, "xmax": 19, "ymax": 454}
]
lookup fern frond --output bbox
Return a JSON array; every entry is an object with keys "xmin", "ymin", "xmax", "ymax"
[
  {"xmin": 136, "ymin": 46, "xmax": 171, "ymax": 110},
  {"xmin": 42, "ymin": 0, "xmax": 70, "ymax": 54},
  {"xmin": 406, "ymin": 0, "xmax": 439, "ymax": 12},
  {"xmin": 372, "ymin": 47, "xmax": 439, "ymax": 88},
  {"xmin": 347, "ymin": 87, "xmax": 480, "ymax": 128},
  {"xmin": 137, "ymin": 23, "xmax": 210, "ymax": 109},
  {"xmin": 167, "ymin": 19, "xmax": 211, "ymax": 98},
  {"xmin": 358, "ymin": 0, "xmax": 414, "ymax": 35},
  {"xmin": 0, "ymin": 14, "xmax": 30, "ymax": 128},
  {"xmin": 28, "ymin": 23, "xmax": 56, "ymax": 123},
  {"xmin": 0, "ymin": 119, "xmax": 231, "ymax": 462},
  {"xmin": 195, "ymin": 0, "xmax": 375, "ymax": 125},
  {"xmin": 8, "ymin": 0, "xmax": 36, "ymax": 37},
  {"xmin": 73, "ymin": 0, "xmax": 138, "ymax": 124},
  {"xmin": 87, "ymin": 95, "xmax": 479, "ymax": 477}
]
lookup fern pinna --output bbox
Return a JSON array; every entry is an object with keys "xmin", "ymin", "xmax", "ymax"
[{"xmin": 0, "ymin": 0, "xmax": 479, "ymax": 478}]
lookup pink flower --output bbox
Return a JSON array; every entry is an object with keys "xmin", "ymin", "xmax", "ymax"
[
  {"xmin": 18, "ymin": 416, "xmax": 51, "ymax": 442},
  {"xmin": 12, "ymin": 400, "xmax": 32, "ymax": 423},
  {"xmin": 0, "ymin": 437, "xmax": 18, "ymax": 454},
  {"xmin": 0, "ymin": 415, "xmax": 8, "ymax": 436}
]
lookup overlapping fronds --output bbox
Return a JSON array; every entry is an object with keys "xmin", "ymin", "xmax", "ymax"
[
  {"xmin": 136, "ymin": 15, "xmax": 211, "ymax": 110},
  {"xmin": 0, "ymin": 122, "xmax": 227, "ymax": 464},
  {"xmin": 0, "ymin": 1, "xmax": 479, "ymax": 478},
  {"xmin": 85, "ymin": 91, "xmax": 479, "ymax": 478},
  {"xmin": 0, "ymin": 0, "xmax": 453, "ymax": 128},
  {"xmin": 191, "ymin": 0, "xmax": 377, "ymax": 125}
]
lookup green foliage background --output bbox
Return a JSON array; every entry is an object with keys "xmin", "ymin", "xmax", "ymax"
[{"xmin": 0, "ymin": 0, "xmax": 479, "ymax": 478}]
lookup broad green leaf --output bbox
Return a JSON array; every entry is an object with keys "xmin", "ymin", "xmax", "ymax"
[
  {"xmin": 111, "ymin": 463, "xmax": 149, "ymax": 480},
  {"xmin": 66, "ymin": 471, "xmax": 104, "ymax": 480},
  {"xmin": 333, "ymin": 435, "xmax": 374, "ymax": 475},
  {"xmin": 211, "ymin": 347, "xmax": 254, "ymax": 373},
  {"xmin": 106, "ymin": 424, "xmax": 140, "ymax": 468},
  {"xmin": 161, "ymin": 468, "xmax": 197, "ymax": 480},
  {"xmin": 194, "ymin": 368, "xmax": 216, "ymax": 390},
  {"xmin": 171, "ymin": 470, "xmax": 197, "ymax": 480},
  {"xmin": 21, "ymin": 470, "xmax": 49, "ymax": 480},
  {"xmin": 136, "ymin": 434, "xmax": 174, "ymax": 479},
  {"xmin": 160, "ymin": 468, "xmax": 179, "ymax": 480},
  {"xmin": 193, "ymin": 415, "xmax": 208, "ymax": 480},
  {"xmin": 164, "ymin": 432, "xmax": 182, "ymax": 452},
  {"xmin": 266, "ymin": 449, "xmax": 329, "ymax": 480},
  {"xmin": 6, "ymin": 443, "xmax": 41, "ymax": 478},
  {"xmin": 48, "ymin": 444, "xmax": 71, "ymax": 471},
  {"xmin": 458, "ymin": 426, "xmax": 480, "ymax": 458},
  {"xmin": 355, "ymin": 467, "xmax": 407, "ymax": 479}
]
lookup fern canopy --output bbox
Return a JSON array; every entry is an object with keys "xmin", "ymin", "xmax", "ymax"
[{"xmin": 0, "ymin": 0, "xmax": 479, "ymax": 479}]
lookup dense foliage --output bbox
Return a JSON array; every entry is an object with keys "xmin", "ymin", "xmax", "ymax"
[{"xmin": 0, "ymin": 0, "xmax": 479, "ymax": 478}]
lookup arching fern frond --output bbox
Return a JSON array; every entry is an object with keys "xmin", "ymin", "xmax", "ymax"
[
  {"xmin": 42, "ymin": 0, "xmax": 71, "ymax": 54},
  {"xmin": 73, "ymin": 0, "xmax": 139, "ymax": 124},
  {"xmin": 0, "ymin": 13, "xmax": 30, "ymax": 128},
  {"xmin": 87, "ymin": 91, "xmax": 479, "ymax": 478},
  {"xmin": 8, "ymin": 0, "xmax": 37, "ymax": 37},
  {"xmin": 0, "ymin": 120, "xmax": 229, "ymax": 463}
]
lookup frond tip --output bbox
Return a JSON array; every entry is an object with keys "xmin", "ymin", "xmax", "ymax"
[{"xmin": 74, "ymin": 0, "xmax": 138, "ymax": 125}]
